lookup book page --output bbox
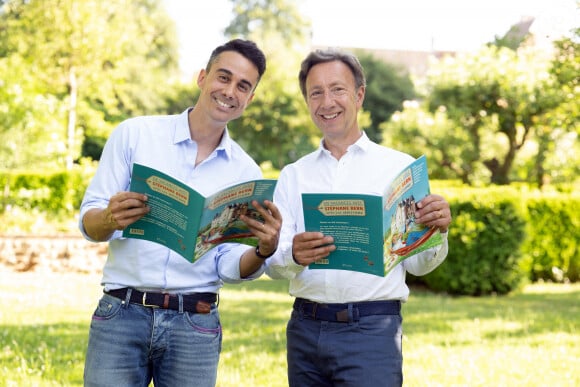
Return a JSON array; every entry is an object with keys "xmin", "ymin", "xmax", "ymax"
[
  {"xmin": 193, "ymin": 179, "xmax": 277, "ymax": 261},
  {"xmin": 303, "ymin": 193, "xmax": 384, "ymax": 276},
  {"xmin": 382, "ymin": 155, "xmax": 442, "ymax": 275},
  {"xmin": 123, "ymin": 163, "xmax": 205, "ymax": 262}
]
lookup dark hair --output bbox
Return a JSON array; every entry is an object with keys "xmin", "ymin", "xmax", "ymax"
[
  {"xmin": 206, "ymin": 39, "xmax": 267, "ymax": 84},
  {"xmin": 298, "ymin": 48, "xmax": 366, "ymax": 100}
]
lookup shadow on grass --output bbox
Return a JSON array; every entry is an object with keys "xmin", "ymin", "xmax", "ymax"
[
  {"xmin": 219, "ymin": 279, "xmax": 293, "ymax": 357},
  {"xmin": 3, "ymin": 278, "xmax": 578, "ymax": 385},
  {"xmin": 218, "ymin": 279, "xmax": 580, "ymax": 348},
  {"xmin": 403, "ymin": 286, "xmax": 580, "ymax": 343}
]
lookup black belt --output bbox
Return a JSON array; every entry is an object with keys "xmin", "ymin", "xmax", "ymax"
[
  {"xmin": 105, "ymin": 288, "xmax": 217, "ymax": 314},
  {"xmin": 294, "ymin": 298, "xmax": 401, "ymax": 322}
]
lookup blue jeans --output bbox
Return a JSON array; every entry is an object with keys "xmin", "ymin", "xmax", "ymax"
[
  {"xmin": 83, "ymin": 292, "xmax": 222, "ymax": 387},
  {"xmin": 287, "ymin": 307, "xmax": 403, "ymax": 387}
]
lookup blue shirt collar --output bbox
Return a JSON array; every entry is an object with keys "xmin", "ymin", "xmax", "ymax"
[{"xmin": 174, "ymin": 108, "xmax": 233, "ymax": 161}]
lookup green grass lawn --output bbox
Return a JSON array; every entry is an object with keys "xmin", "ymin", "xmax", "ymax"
[{"xmin": 0, "ymin": 271, "xmax": 578, "ymax": 387}]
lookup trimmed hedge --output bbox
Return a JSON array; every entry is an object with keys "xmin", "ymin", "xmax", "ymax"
[
  {"xmin": 410, "ymin": 185, "xmax": 580, "ymax": 294},
  {"xmin": 521, "ymin": 195, "xmax": 580, "ymax": 283},
  {"xmin": 0, "ymin": 167, "xmax": 93, "ymax": 233},
  {"xmin": 0, "ymin": 169, "xmax": 89, "ymax": 214},
  {"xmin": 1, "ymin": 170, "xmax": 578, "ymax": 294},
  {"xmin": 417, "ymin": 194, "xmax": 527, "ymax": 295}
]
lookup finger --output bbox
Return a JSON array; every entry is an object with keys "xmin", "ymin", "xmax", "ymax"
[
  {"xmin": 294, "ymin": 231, "xmax": 327, "ymax": 243},
  {"xmin": 110, "ymin": 193, "xmax": 148, "ymax": 214},
  {"xmin": 295, "ymin": 236, "xmax": 334, "ymax": 253},
  {"xmin": 263, "ymin": 200, "xmax": 282, "ymax": 222},
  {"xmin": 295, "ymin": 243, "xmax": 335, "ymax": 265},
  {"xmin": 104, "ymin": 207, "xmax": 120, "ymax": 229},
  {"xmin": 244, "ymin": 217, "xmax": 267, "ymax": 234},
  {"xmin": 251, "ymin": 200, "xmax": 278, "ymax": 225}
]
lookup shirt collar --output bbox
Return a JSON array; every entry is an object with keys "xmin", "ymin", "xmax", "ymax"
[
  {"xmin": 215, "ymin": 128, "xmax": 233, "ymax": 160},
  {"xmin": 315, "ymin": 130, "xmax": 371, "ymax": 159},
  {"xmin": 174, "ymin": 108, "xmax": 193, "ymax": 144},
  {"xmin": 174, "ymin": 107, "xmax": 233, "ymax": 160}
]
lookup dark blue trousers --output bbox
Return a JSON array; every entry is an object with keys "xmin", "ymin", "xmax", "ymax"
[{"xmin": 287, "ymin": 301, "xmax": 403, "ymax": 387}]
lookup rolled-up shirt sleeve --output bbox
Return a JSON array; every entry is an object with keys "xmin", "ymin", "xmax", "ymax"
[
  {"xmin": 402, "ymin": 231, "xmax": 449, "ymax": 276},
  {"xmin": 216, "ymin": 243, "xmax": 265, "ymax": 284}
]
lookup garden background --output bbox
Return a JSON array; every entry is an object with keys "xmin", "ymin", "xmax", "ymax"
[{"xmin": 1, "ymin": 0, "xmax": 578, "ymax": 386}]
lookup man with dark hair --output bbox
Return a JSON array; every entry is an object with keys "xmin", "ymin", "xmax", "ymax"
[{"xmin": 80, "ymin": 39, "xmax": 281, "ymax": 387}]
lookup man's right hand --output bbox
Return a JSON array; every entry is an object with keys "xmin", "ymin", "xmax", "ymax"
[
  {"xmin": 291, "ymin": 232, "xmax": 336, "ymax": 266},
  {"xmin": 82, "ymin": 192, "xmax": 149, "ymax": 241}
]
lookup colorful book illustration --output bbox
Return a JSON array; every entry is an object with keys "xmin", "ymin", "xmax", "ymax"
[
  {"xmin": 303, "ymin": 155, "xmax": 442, "ymax": 276},
  {"xmin": 122, "ymin": 163, "xmax": 276, "ymax": 262}
]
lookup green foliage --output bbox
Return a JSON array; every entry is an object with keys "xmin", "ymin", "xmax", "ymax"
[
  {"xmin": 419, "ymin": 189, "xmax": 527, "ymax": 295},
  {"xmin": 225, "ymin": 0, "xmax": 310, "ymax": 42},
  {"xmin": 0, "ymin": 166, "xmax": 95, "ymax": 234},
  {"xmin": 534, "ymin": 28, "xmax": 580, "ymax": 188},
  {"xmin": 355, "ymin": 51, "xmax": 417, "ymax": 143},
  {"xmin": 424, "ymin": 44, "xmax": 576, "ymax": 186},
  {"xmin": 381, "ymin": 101, "xmax": 491, "ymax": 183},
  {"xmin": 521, "ymin": 195, "xmax": 580, "ymax": 282},
  {"xmin": 229, "ymin": 92, "xmax": 317, "ymax": 169},
  {"xmin": 0, "ymin": 0, "xmax": 180, "ymax": 168},
  {"xmin": 550, "ymin": 28, "xmax": 580, "ymax": 131},
  {"xmin": 0, "ymin": 55, "xmax": 70, "ymax": 169},
  {"xmin": 224, "ymin": 0, "xmax": 319, "ymax": 168}
]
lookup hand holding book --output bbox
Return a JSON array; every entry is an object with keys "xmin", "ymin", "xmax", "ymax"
[
  {"xmin": 122, "ymin": 163, "xmax": 277, "ymax": 263},
  {"xmin": 303, "ymin": 155, "xmax": 443, "ymax": 277}
]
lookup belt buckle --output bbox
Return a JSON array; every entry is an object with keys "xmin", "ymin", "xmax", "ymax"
[
  {"xmin": 336, "ymin": 309, "xmax": 349, "ymax": 322},
  {"xmin": 142, "ymin": 292, "xmax": 160, "ymax": 308},
  {"xmin": 301, "ymin": 301, "xmax": 318, "ymax": 319}
]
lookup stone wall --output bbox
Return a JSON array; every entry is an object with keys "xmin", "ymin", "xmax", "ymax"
[{"xmin": 0, "ymin": 235, "xmax": 107, "ymax": 273}]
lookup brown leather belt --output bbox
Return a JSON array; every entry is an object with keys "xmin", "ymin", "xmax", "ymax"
[{"xmin": 105, "ymin": 288, "xmax": 217, "ymax": 314}]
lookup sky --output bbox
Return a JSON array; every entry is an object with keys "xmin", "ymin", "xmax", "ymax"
[{"xmin": 164, "ymin": 0, "xmax": 579, "ymax": 80}]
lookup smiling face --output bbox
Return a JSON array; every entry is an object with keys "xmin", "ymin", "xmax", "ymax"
[
  {"xmin": 196, "ymin": 50, "xmax": 260, "ymax": 126},
  {"xmin": 304, "ymin": 60, "xmax": 365, "ymax": 142}
]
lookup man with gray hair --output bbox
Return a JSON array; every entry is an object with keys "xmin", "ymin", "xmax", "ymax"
[{"xmin": 266, "ymin": 48, "xmax": 452, "ymax": 386}]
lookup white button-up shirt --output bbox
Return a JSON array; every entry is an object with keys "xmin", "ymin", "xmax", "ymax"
[
  {"xmin": 266, "ymin": 132, "xmax": 448, "ymax": 303},
  {"xmin": 79, "ymin": 108, "xmax": 264, "ymax": 293}
]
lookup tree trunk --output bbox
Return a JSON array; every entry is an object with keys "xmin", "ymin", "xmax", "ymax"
[{"xmin": 66, "ymin": 67, "xmax": 77, "ymax": 170}]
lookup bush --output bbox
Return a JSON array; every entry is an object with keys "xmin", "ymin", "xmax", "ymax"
[
  {"xmin": 520, "ymin": 195, "xmax": 580, "ymax": 282},
  {"xmin": 417, "ymin": 191, "xmax": 527, "ymax": 295},
  {"xmin": 1, "ymin": 170, "xmax": 578, "ymax": 291},
  {"xmin": 0, "ymin": 165, "xmax": 94, "ymax": 233}
]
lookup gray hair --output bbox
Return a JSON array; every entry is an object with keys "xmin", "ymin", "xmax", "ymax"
[{"xmin": 298, "ymin": 48, "xmax": 366, "ymax": 99}]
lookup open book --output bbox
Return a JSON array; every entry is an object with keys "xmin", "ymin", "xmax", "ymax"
[
  {"xmin": 303, "ymin": 155, "xmax": 442, "ymax": 276},
  {"xmin": 122, "ymin": 163, "xmax": 276, "ymax": 263}
]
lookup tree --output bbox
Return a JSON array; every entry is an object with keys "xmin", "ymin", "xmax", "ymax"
[
  {"xmin": 426, "ymin": 45, "xmax": 563, "ymax": 185},
  {"xmin": 381, "ymin": 101, "xmax": 481, "ymax": 182},
  {"xmin": 356, "ymin": 51, "xmax": 416, "ymax": 144},
  {"xmin": 491, "ymin": 17, "xmax": 534, "ymax": 51},
  {"xmin": 0, "ymin": 55, "xmax": 68, "ymax": 169},
  {"xmin": 0, "ymin": 0, "xmax": 179, "ymax": 168},
  {"xmin": 223, "ymin": 0, "xmax": 318, "ymax": 169},
  {"xmin": 536, "ymin": 28, "xmax": 580, "ymax": 188}
]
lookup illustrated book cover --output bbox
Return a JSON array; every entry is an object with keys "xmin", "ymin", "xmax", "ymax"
[
  {"xmin": 122, "ymin": 163, "xmax": 276, "ymax": 262},
  {"xmin": 303, "ymin": 155, "xmax": 442, "ymax": 276}
]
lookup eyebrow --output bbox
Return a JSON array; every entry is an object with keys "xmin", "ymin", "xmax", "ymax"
[
  {"xmin": 216, "ymin": 68, "xmax": 254, "ymax": 91},
  {"xmin": 309, "ymin": 80, "xmax": 348, "ymax": 90}
]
